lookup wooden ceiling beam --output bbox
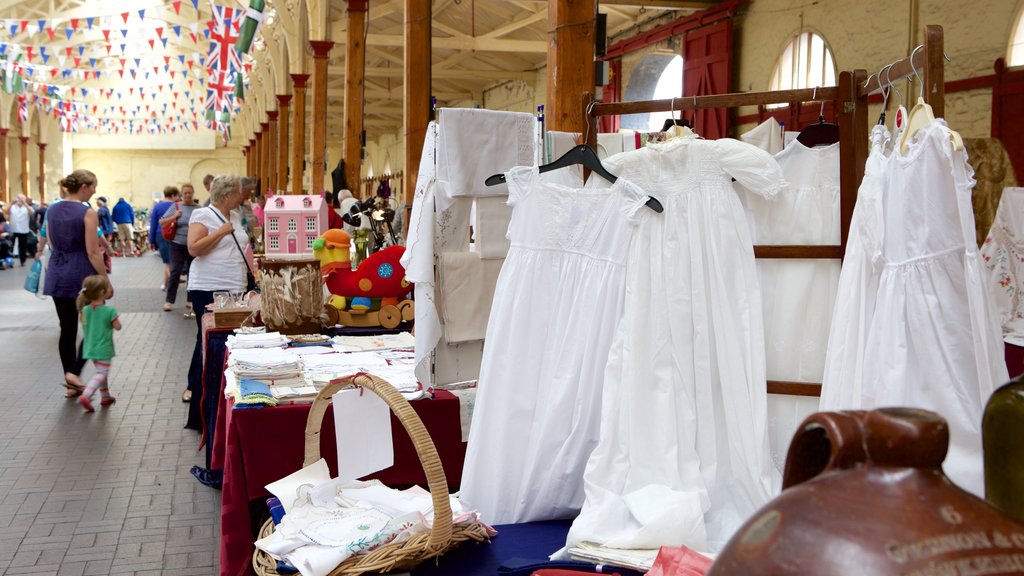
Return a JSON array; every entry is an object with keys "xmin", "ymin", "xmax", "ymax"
[
  {"xmin": 482, "ymin": 8, "xmax": 547, "ymax": 39},
  {"xmin": 328, "ymin": 88, "xmax": 471, "ymax": 100},
  {"xmin": 328, "ymin": 65, "xmax": 536, "ymax": 81},
  {"xmin": 599, "ymin": 0, "xmax": 721, "ymax": 9},
  {"xmin": 327, "ymin": 32, "xmax": 546, "ymax": 53}
]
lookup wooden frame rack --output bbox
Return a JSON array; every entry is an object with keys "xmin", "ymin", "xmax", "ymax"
[{"xmin": 583, "ymin": 25, "xmax": 947, "ymax": 398}]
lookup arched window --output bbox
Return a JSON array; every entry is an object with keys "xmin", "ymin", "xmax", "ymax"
[
  {"xmin": 769, "ymin": 31, "xmax": 837, "ymax": 92},
  {"xmin": 620, "ymin": 53, "xmax": 683, "ymax": 131},
  {"xmin": 647, "ymin": 56, "xmax": 684, "ymax": 131},
  {"xmin": 1009, "ymin": 4, "xmax": 1024, "ymax": 66}
]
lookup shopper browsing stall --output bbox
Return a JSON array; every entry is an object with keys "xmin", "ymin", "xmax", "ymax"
[{"xmin": 183, "ymin": 174, "xmax": 249, "ymax": 406}]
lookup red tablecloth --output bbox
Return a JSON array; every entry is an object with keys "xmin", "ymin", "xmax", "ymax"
[
  {"xmin": 1006, "ymin": 343, "xmax": 1024, "ymax": 378},
  {"xmin": 217, "ymin": 389, "xmax": 465, "ymax": 576}
]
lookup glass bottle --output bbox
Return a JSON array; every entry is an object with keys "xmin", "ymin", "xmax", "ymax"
[{"xmin": 983, "ymin": 374, "xmax": 1024, "ymax": 522}]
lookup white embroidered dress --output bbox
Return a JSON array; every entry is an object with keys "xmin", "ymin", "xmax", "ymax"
[
  {"xmin": 823, "ymin": 120, "xmax": 1007, "ymax": 495},
  {"xmin": 567, "ymin": 137, "xmax": 785, "ymax": 553},
  {"xmin": 459, "ymin": 165, "xmax": 651, "ymax": 525},
  {"xmin": 741, "ymin": 140, "xmax": 840, "ymax": 471}
]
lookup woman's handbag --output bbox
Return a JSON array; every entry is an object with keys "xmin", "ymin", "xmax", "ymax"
[{"xmin": 161, "ymin": 203, "xmax": 179, "ymax": 241}]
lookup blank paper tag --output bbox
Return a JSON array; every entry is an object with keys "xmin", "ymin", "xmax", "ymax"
[{"xmin": 332, "ymin": 388, "xmax": 394, "ymax": 482}]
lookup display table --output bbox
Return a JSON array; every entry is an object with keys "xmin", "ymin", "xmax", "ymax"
[{"xmin": 215, "ymin": 385, "xmax": 464, "ymax": 576}]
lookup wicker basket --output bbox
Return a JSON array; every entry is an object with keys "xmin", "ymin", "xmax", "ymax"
[{"xmin": 252, "ymin": 373, "xmax": 491, "ymax": 576}]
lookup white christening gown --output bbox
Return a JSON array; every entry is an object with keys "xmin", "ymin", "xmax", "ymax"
[
  {"xmin": 566, "ymin": 136, "xmax": 785, "ymax": 553},
  {"xmin": 459, "ymin": 165, "xmax": 652, "ymax": 525},
  {"xmin": 741, "ymin": 140, "xmax": 841, "ymax": 472},
  {"xmin": 823, "ymin": 120, "xmax": 1007, "ymax": 496}
]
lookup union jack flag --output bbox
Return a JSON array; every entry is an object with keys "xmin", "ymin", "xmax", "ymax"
[
  {"xmin": 17, "ymin": 94, "xmax": 27, "ymax": 123},
  {"xmin": 204, "ymin": 70, "xmax": 234, "ymax": 122},
  {"xmin": 207, "ymin": 5, "xmax": 242, "ymax": 75},
  {"xmin": 59, "ymin": 110, "xmax": 78, "ymax": 132}
]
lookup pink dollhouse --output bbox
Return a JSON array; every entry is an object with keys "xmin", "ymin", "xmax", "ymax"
[{"xmin": 263, "ymin": 195, "xmax": 329, "ymax": 256}]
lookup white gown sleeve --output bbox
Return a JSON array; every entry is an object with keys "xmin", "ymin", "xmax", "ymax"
[{"xmin": 716, "ymin": 138, "xmax": 788, "ymax": 200}]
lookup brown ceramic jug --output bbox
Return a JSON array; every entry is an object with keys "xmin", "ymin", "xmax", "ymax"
[{"xmin": 708, "ymin": 407, "xmax": 1024, "ymax": 575}]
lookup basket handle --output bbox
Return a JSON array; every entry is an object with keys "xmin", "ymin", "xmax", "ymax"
[{"xmin": 303, "ymin": 373, "xmax": 454, "ymax": 553}]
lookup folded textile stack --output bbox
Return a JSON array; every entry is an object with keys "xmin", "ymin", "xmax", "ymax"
[
  {"xmin": 331, "ymin": 332, "xmax": 415, "ymax": 352},
  {"xmin": 567, "ymin": 543, "xmax": 660, "ymax": 572},
  {"xmin": 227, "ymin": 331, "xmax": 290, "ymax": 349},
  {"xmin": 257, "ymin": 460, "xmax": 496, "ymax": 576},
  {"xmin": 229, "ymin": 348, "xmax": 303, "ymax": 380},
  {"xmin": 270, "ymin": 384, "xmax": 321, "ymax": 404},
  {"xmin": 235, "ymin": 378, "xmax": 279, "ymax": 409}
]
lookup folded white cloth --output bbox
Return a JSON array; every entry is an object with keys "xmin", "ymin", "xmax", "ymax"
[
  {"xmin": 740, "ymin": 118, "xmax": 784, "ymax": 155},
  {"xmin": 437, "ymin": 252, "xmax": 504, "ymax": 344},
  {"xmin": 474, "ymin": 197, "xmax": 513, "ymax": 259},
  {"xmin": 436, "ymin": 108, "xmax": 535, "ymax": 210}
]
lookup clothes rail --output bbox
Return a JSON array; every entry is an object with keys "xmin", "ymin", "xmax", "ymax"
[
  {"xmin": 581, "ymin": 26, "xmax": 945, "ymax": 398},
  {"xmin": 585, "ymin": 80, "xmax": 862, "ymax": 398}
]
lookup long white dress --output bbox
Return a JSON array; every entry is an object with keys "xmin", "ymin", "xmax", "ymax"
[
  {"xmin": 823, "ymin": 120, "xmax": 1007, "ymax": 496},
  {"xmin": 567, "ymin": 136, "xmax": 785, "ymax": 554},
  {"xmin": 820, "ymin": 125, "xmax": 897, "ymax": 414},
  {"xmin": 742, "ymin": 140, "xmax": 840, "ymax": 472},
  {"xmin": 459, "ymin": 165, "xmax": 652, "ymax": 525}
]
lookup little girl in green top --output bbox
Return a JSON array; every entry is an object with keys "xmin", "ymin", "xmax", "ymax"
[{"xmin": 77, "ymin": 275, "xmax": 121, "ymax": 412}]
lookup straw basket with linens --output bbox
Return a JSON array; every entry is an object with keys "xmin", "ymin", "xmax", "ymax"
[{"xmin": 252, "ymin": 373, "xmax": 493, "ymax": 576}]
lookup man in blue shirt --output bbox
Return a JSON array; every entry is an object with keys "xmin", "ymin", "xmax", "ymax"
[{"xmin": 111, "ymin": 198, "xmax": 137, "ymax": 256}]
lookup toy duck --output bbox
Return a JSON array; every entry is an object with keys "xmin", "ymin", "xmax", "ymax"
[{"xmin": 312, "ymin": 228, "xmax": 411, "ymax": 311}]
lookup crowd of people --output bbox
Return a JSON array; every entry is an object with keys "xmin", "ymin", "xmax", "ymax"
[{"xmin": 26, "ymin": 168, "xmax": 260, "ymax": 416}]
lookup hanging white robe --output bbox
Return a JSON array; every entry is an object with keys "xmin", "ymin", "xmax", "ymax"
[
  {"xmin": 822, "ymin": 120, "xmax": 1007, "ymax": 496},
  {"xmin": 567, "ymin": 136, "xmax": 785, "ymax": 553},
  {"xmin": 459, "ymin": 166, "xmax": 651, "ymax": 525},
  {"xmin": 741, "ymin": 140, "xmax": 841, "ymax": 472}
]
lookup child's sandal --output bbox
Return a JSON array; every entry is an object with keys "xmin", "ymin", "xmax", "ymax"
[{"xmin": 100, "ymin": 397, "xmax": 116, "ymax": 407}]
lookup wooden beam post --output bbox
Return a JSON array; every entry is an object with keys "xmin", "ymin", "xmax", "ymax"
[
  {"xmin": 343, "ymin": 2, "xmax": 368, "ymax": 193},
  {"xmin": 404, "ymin": 0, "xmax": 430, "ymax": 224},
  {"xmin": 248, "ymin": 139, "xmax": 256, "ymax": 177},
  {"xmin": 0, "ymin": 128, "xmax": 9, "ymax": 204},
  {"xmin": 309, "ymin": 41, "xmax": 334, "ymax": 196},
  {"xmin": 250, "ymin": 130, "xmax": 260, "ymax": 190},
  {"xmin": 267, "ymin": 111, "xmax": 279, "ymax": 196},
  {"xmin": 290, "ymin": 73, "xmax": 310, "ymax": 195},
  {"xmin": 19, "ymin": 136, "xmax": 28, "ymax": 198},
  {"xmin": 276, "ymin": 95, "xmax": 292, "ymax": 194},
  {"xmin": 546, "ymin": 0, "xmax": 596, "ymax": 133},
  {"xmin": 259, "ymin": 122, "xmax": 270, "ymax": 193},
  {"xmin": 924, "ymin": 24, "xmax": 944, "ymax": 119},
  {"xmin": 37, "ymin": 142, "xmax": 46, "ymax": 203}
]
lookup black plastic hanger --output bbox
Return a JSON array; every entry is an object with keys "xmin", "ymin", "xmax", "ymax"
[
  {"xmin": 485, "ymin": 144, "xmax": 663, "ymax": 213},
  {"xmin": 661, "ymin": 117, "xmax": 691, "ymax": 132},
  {"xmin": 797, "ymin": 87, "xmax": 840, "ymax": 147}
]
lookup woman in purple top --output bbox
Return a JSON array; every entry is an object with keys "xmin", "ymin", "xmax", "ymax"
[{"xmin": 44, "ymin": 169, "xmax": 108, "ymax": 397}]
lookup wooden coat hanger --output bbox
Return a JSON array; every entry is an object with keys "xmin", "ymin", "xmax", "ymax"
[{"xmin": 899, "ymin": 45, "xmax": 963, "ymax": 153}]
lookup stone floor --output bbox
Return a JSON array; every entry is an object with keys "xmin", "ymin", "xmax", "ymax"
[{"xmin": 0, "ymin": 253, "xmax": 220, "ymax": 575}]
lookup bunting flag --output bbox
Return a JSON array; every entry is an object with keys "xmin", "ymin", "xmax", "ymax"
[
  {"xmin": 207, "ymin": 4, "xmax": 241, "ymax": 74},
  {"xmin": 17, "ymin": 95, "xmax": 27, "ymax": 123},
  {"xmin": 235, "ymin": 0, "xmax": 265, "ymax": 55},
  {"xmin": 2, "ymin": 54, "xmax": 23, "ymax": 94}
]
